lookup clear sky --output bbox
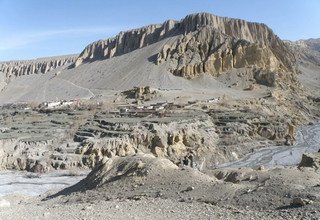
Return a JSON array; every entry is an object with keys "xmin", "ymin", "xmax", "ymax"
[{"xmin": 1, "ymin": 0, "xmax": 319, "ymax": 61}]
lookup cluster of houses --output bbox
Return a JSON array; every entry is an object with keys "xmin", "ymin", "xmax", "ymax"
[
  {"xmin": 117, "ymin": 102, "xmax": 172, "ymax": 117},
  {"xmin": 44, "ymin": 101, "xmax": 74, "ymax": 109},
  {"xmin": 27, "ymin": 96, "xmax": 220, "ymax": 115},
  {"xmin": 115, "ymin": 97, "xmax": 220, "ymax": 117}
]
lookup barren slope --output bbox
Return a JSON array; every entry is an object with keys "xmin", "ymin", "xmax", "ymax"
[
  {"xmin": 0, "ymin": 37, "xmax": 267, "ymax": 104},
  {"xmin": 286, "ymin": 38, "xmax": 320, "ymax": 96},
  {"xmin": 0, "ymin": 13, "xmax": 299, "ymax": 104}
]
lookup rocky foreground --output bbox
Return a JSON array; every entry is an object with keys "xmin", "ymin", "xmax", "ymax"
[
  {"xmin": 0, "ymin": 93, "xmax": 319, "ymax": 219},
  {"xmin": 0, "ymin": 88, "xmax": 318, "ymax": 173},
  {"xmin": 1, "ymin": 152, "xmax": 320, "ymax": 220}
]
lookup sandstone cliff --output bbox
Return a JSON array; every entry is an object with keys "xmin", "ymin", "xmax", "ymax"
[
  {"xmin": 74, "ymin": 13, "xmax": 295, "ymax": 80},
  {"xmin": 0, "ymin": 55, "xmax": 77, "ymax": 81}
]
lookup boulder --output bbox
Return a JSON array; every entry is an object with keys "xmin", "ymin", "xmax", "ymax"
[
  {"xmin": 254, "ymin": 70, "xmax": 276, "ymax": 87},
  {"xmin": 291, "ymin": 197, "xmax": 313, "ymax": 207},
  {"xmin": 299, "ymin": 152, "xmax": 320, "ymax": 169},
  {"xmin": 214, "ymin": 169, "xmax": 253, "ymax": 183},
  {"xmin": 122, "ymin": 86, "xmax": 156, "ymax": 100},
  {"xmin": 29, "ymin": 160, "xmax": 48, "ymax": 173}
]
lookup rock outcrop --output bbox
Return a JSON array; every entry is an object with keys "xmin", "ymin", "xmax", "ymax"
[
  {"xmin": 299, "ymin": 152, "xmax": 320, "ymax": 169},
  {"xmin": 121, "ymin": 86, "xmax": 157, "ymax": 100},
  {"xmin": 0, "ymin": 55, "xmax": 76, "ymax": 81},
  {"xmin": 73, "ymin": 103, "xmax": 299, "ymax": 169},
  {"xmin": 74, "ymin": 20, "xmax": 179, "ymax": 67},
  {"xmin": 69, "ymin": 154, "xmax": 180, "ymax": 190},
  {"xmin": 74, "ymin": 115, "xmax": 218, "ymax": 169},
  {"xmin": 74, "ymin": 13, "xmax": 295, "ymax": 81},
  {"xmin": 0, "ymin": 104, "xmax": 93, "ymax": 172},
  {"xmin": 156, "ymin": 13, "xmax": 295, "ymax": 79}
]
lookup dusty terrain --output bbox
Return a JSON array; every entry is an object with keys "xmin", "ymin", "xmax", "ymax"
[
  {"xmin": 0, "ymin": 12, "xmax": 320, "ymax": 220},
  {"xmin": 1, "ymin": 153, "xmax": 320, "ymax": 219}
]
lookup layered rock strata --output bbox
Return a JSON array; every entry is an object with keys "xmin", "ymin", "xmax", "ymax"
[
  {"xmin": 0, "ymin": 98, "xmax": 309, "ymax": 172},
  {"xmin": 0, "ymin": 105, "xmax": 92, "ymax": 172}
]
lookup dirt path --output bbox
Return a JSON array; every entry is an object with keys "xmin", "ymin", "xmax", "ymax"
[{"xmin": 57, "ymin": 77, "xmax": 95, "ymax": 98}]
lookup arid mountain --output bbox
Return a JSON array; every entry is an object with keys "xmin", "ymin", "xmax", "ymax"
[
  {"xmin": 1, "ymin": 13, "xmax": 320, "ymax": 220},
  {"xmin": 0, "ymin": 13, "xmax": 305, "ymax": 104},
  {"xmin": 75, "ymin": 13, "xmax": 295, "ymax": 78}
]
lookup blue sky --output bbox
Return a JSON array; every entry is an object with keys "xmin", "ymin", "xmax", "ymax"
[{"xmin": 1, "ymin": 0, "xmax": 319, "ymax": 61}]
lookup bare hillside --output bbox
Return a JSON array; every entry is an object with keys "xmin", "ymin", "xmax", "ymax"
[{"xmin": 0, "ymin": 13, "xmax": 301, "ymax": 104}]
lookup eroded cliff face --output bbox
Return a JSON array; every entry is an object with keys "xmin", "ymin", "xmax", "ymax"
[
  {"xmin": 74, "ymin": 13, "xmax": 295, "ymax": 81},
  {"xmin": 74, "ymin": 20, "xmax": 179, "ymax": 67},
  {"xmin": 156, "ymin": 27, "xmax": 287, "ymax": 79},
  {"xmin": 157, "ymin": 13, "xmax": 295, "ymax": 79},
  {"xmin": 0, "ymin": 55, "xmax": 76, "ymax": 81}
]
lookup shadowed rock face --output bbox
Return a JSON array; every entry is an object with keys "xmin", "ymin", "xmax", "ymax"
[
  {"xmin": 0, "ymin": 55, "xmax": 77, "ymax": 81},
  {"xmin": 299, "ymin": 152, "xmax": 320, "ymax": 169},
  {"xmin": 74, "ymin": 13, "xmax": 295, "ymax": 79}
]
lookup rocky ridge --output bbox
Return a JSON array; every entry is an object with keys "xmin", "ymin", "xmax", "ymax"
[
  {"xmin": 73, "ymin": 19, "xmax": 179, "ymax": 67},
  {"xmin": 0, "ymin": 55, "xmax": 76, "ymax": 81},
  {"xmin": 42, "ymin": 153, "xmax": 320, "ymax": 220},
  {"xmin": 74, "ymin": 13, "xmax": 295, "ymax": 81}
]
